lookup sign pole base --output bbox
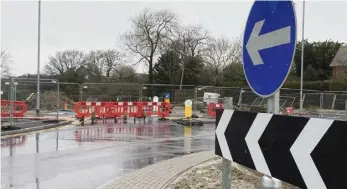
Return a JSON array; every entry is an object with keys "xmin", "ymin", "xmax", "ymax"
[
  {"xmin": 221, "ymin": 97, "xmax": 233, "ymax": 189},
  {"xmin": 222, "ymin": 158, "xmax": 232, "ymax": 189},
  {"xmin": 267, "ymin": 92, "xmax": 280, "ymax": 114},
  {"xmin": 262, "ymin": 91, "xmax": 282, "ymax": 188}
]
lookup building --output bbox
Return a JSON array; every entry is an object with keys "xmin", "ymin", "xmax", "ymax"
[{"xmin": 330, "ymin": 45, "xmax": 347, "ymax": 80}]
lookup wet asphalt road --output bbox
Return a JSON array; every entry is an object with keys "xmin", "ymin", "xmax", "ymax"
[{"xmin": 1, "ymin": 118, "xmax": 215, "ymax": 189}]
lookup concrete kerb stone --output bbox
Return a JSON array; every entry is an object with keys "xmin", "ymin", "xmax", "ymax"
[
  {"xmin": 1, "ymin": 120, "xmax": 73, "ymax": 136},
  {"xmin": 99, "ymin": 150, "xmax": 217, "ymax": 189},
  {"xmin": 168, "ymin": 117, "xmax": 216, "ymax": 124}
]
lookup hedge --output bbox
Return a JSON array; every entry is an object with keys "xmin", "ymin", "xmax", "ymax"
[
  {"xmin": 226, "ymin": 81, "xmax": 347, "ymax": 91},
  {"xmin": 283, "ymin": 81, "xmax": 347, "ymax": 91}
]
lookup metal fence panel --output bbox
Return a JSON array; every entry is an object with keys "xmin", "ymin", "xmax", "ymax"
[
  {"xmin": 140, "ymin": 84, "xmax": 195, "ymax": 104},
  {"xmin": 81, "ymin": 83, "xmax": 140, "ymax": 102}
]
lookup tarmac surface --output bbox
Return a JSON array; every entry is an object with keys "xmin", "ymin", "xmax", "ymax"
[{"xmin": 1, "ymin": 118, "xmax": 215, "ymax": 189}]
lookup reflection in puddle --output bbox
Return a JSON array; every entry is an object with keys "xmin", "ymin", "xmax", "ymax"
[
  {"xmin": 1, "ymin": 121, "xmax": 215, "ymax": 189},
  {"xmin": 1, "ymin": 135, "xmax": 27, "ymax": 148}
]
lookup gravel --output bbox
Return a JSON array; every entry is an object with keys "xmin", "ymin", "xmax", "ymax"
[{"xmin": 166, "ymin": 158, "xmax": 301, "ymax": 189}]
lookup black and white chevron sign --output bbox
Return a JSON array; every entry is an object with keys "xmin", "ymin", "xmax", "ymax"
[{"xmin": 215, "ymin": 109, "xmax": 347, "ymax": 189}]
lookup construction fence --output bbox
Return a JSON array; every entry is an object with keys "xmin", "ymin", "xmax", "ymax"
[
  {"xmin": 197, "ymin": 87, "xmax": 347, "ymax": 111},
  {"xmin": 1, "ymin": 80, "xmax": 346, "ymax": 116}
]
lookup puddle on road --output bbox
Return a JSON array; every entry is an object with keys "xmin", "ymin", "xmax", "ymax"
[{"xmin": 1, "ymin": 118, "xmax": 215, "ymax": 189}]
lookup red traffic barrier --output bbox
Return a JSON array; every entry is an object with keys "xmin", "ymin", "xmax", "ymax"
[
  {"xmin": 105, "ymin": 102, "xmax": 124, "ymax": 118},
  {"xmin": 142, "ymin": 102, "xmax": 170, "ymax": 117},
  {"xmin": 1, "ymin": 100, "xmax": 28, "ymax": 117},
  {"xmin": 286, "ymin": 106, "xmax": 294, "ymax": 115},
  {"xmin": 207, "ymin": 103, "xmax": 224, "ymax": 117},
  {"xmin": 73, "ymin": 101, "xmax": 171, "ymax": 119}
]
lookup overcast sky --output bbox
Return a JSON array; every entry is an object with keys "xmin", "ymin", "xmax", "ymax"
[{"xmin": 1, "ymin": 0, "xmax": 347, "ymax": 76}]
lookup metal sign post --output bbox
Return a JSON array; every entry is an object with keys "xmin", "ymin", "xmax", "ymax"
[
  {"xmin": 264, "ymin": 91, "xmax": 282, "ymax": 189},
  {"xmin": 242, "ymin": 1, "xmax": 296, "ymax": 187},
  {"xmin": 221, "ymin": 97, "xmax": 233, "ymax": 189},
  {"xmin": 267, "ymin": 92, "xmax": 280, "ymax": 114},
  {"xmin": 216, "ymin": 1, "xmax": 297, "ymax": 188}
]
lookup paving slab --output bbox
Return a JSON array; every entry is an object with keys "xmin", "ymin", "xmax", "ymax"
[{"xmin": 99, "ymin": 150, "xmax": 216, "ymax": 189}]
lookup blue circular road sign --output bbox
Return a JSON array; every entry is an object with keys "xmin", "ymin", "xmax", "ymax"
[
  {"xmin": 164, "ymin": 93, "xmax": 170, "ymax": 98},
  {"xmin": 243, "ymin": 1, "xmax": 297, "ymax": 97}
]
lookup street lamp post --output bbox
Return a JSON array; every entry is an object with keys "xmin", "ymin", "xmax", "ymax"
[
  {"xmin": 36, "ymin": 0, "xmax": 42, "ymax": 116},
  {"xmin": 9, "ymin": 78, "xmax": 14, "ymax": 126},
  {"xmin": 299, "ymin": 0, "xmax": 306, "ymax": 115},
  {"xmin": 81, "ymin": 85, "xmax": 88, "ymax": 101}
]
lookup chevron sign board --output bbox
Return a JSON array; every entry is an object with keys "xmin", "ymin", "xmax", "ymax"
[{"xmin": 215, "ymin": 109, "xmax": 347, "ymax": 189}]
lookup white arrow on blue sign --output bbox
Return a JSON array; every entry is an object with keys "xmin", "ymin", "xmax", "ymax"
[{"xmin": 243, "ymin": 1, "xmax": 297, "ymax": 97}]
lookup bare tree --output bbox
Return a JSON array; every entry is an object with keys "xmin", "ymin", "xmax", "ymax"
[
  {"xmin": 1, "ymin": 50, "xmax": 11, "ymax": 77},
  {"xmin": 85, "ymin": 50, "xmax": 105, "ymax": 77},
  {"xmin": 113, "ymin": 64, "xmax": 137, "ymax": 82},
  {"xmin": 168, "ymin": 24, "xmax": 209, "ymax": 57},
  {"xmin": 121, "ymin": 9, "xmax": 176, "ymax": 84},
  {"xmin": 203, "ymin": 35, "xmax": 242, "ymax": 86},
  {"xmin": 44, "ymin": 50, "xmax": 86, "ymax": 75},
  {"xmin": 103, "ymin": 49, "xmax": 124, "ymax": 77},
  {"xmin": 84, "ymin": 49, "xmax": 125, "ymax": 79},
  {"xmin": 163, "ymin": 24, "xmax": 210, "ymax": 89}
]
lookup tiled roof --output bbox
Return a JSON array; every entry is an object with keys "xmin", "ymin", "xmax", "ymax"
[{"xmin": 330, "ymin": 45, "xmax": 347, "ymax": 67}]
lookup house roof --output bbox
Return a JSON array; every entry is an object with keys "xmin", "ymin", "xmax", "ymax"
[{"xmin": 330, "ymin": 45, "xmax": 347, "ymax": 67}]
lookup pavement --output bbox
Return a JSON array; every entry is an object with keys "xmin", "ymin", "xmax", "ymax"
[
  {"xmin": 1, "ymin": 114, "xmax": 76, "ymax": 135},
  {"xmin": 1, "ymin": 119, "xmax": 215, "ymax": 189},
  {"xmin": 1, "ymin": 119, "xmax": 52, "ymax": 130},
  {"xmin": 1, "ymin": 120, "xmax": 73, "ymax": 137},
  {"xmin": 99, "ymin": 150, "xmax": 216, "ymax": 189}
]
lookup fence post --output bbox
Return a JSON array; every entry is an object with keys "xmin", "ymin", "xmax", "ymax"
[
  {"xmin": 139, "ymin": 84, "xmax": 141, "ymax": 102},
  {"xmin": 221, "ymin": 97, "xmax": 233, "ymax": 189},
  {"xmin": 9, "ymin": 78, "xmax": 14, "ymax": 127},
  {"xmin": 331, "ymin": 94, "xmax": 336, "ymax": 110},
  {"xmin": 320, "ymin": 92, "xmax": 323, "ymax": 117},
  {"xmin": 79, "ymin": 84, "xmax": 82, "ymax": 102},
  {"xmin": 194, "ymin": 87, "xmax": 197, "ymax": 114},
  {"xmin": 57, "ymin": 82, "xmax": 59, "ymax": 120},
  {"xmin": 238, "ymin": 88, "xmax": 244, "ymax": 109}
]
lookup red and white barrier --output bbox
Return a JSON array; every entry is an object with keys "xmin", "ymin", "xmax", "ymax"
[
  {"xmin": 73, "ymin": 101, "xmax": 171, "ymax": 118},
  {"xmin": 0, "ymin": 100, "xmax": 28, "ymax": 117},
  {"xmin": 286, "ymin": 107, "xmax": 294, "ymax": 115},
  {"xmin": 207, "ymin": 103, "xmax": 224, "ymax": 117}
]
